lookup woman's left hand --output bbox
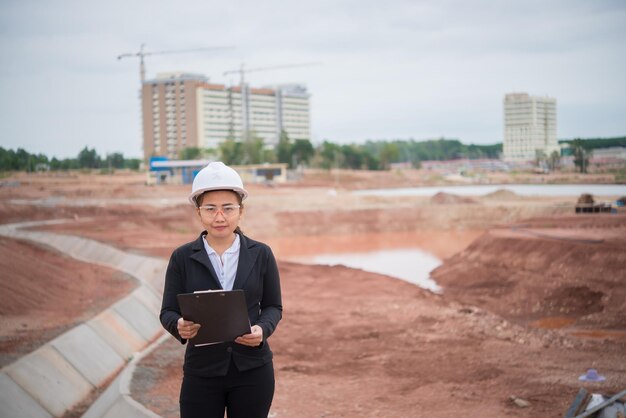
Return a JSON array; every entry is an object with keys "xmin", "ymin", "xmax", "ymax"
[{"xmin": 235, "ymin": 325, "xmax": 263, "ymax": 347}]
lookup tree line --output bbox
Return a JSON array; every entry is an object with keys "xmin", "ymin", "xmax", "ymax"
[
  {"xmin": 0, "ymin": 146, "xmax": 141, "ymax": 172},
  {"xmin": 189, "ymin": 133, "xmax": 503, "ymax": 171},
  {"xmin": 559, "ymin": 136, "xmax": 625, "ymax": 150},
  {"xmin": 2, "ymin": 135, "xmax": 622, "ymax": 173}
]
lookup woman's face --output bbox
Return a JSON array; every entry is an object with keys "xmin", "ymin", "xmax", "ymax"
[{"xmin": 196, "ymin": 190, "xmax": 243, "ymax": 242}]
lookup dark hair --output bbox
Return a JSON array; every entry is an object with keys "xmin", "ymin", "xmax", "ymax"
[{"xmin": 195, "ymin": 190, "xmax": 244, "ymax": 235}]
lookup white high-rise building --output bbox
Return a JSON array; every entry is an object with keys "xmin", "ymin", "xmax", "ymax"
[
  {"xmin": 503, "ymin": 93, "xmax": 558, "ymax": 162},
  {"xmin": 142, "ymin": 72, "xmax": 311, "ymax": 161}
]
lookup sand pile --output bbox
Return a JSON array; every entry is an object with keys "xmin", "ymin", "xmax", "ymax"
[
  {"xmin": 483, "ymin": 188, "xmax": 520, "ymax": 201},
  {"xmin": 431, "ymin": 217, "xmax": 626, "ymax": 330},
  {"xmin": 430, "ymin": 192, "xmax": 477, "ymax": 204}
]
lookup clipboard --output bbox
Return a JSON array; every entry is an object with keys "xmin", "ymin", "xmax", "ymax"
[{"xmin": 177, "ymin": 289, "xmax": 251, "ymax": 347}]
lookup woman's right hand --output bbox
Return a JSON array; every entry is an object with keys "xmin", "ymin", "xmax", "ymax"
[{"xmin": 177, "ymin": 317, "xmax": 201, "ymax": 340}]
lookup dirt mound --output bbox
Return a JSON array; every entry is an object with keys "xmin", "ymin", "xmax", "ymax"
[
  {"xmin": 544, "ymin": 286, "xmax": 604, "ymax": 316},
  {"xmin": 431, "ymin": 216, "xmax": 626, "ymax": 330},
  {"xmin": 483, "ymin": 188, "xmax": 520, "ymax": 200},
  {"xmin": 430, "ymin": 192, "xmax": 477, "ymax": 204}
]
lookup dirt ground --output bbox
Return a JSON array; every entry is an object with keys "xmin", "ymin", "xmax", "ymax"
[
  {"xmin": 1, "ymin": 170, "xmax": 625, "ymax": 417},
  {"xmin": 0, "ymin": 236, "xmax": 137, "ymax": 368}
]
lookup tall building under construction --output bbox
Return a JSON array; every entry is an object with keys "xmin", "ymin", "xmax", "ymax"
[
  {"xmin": 503, "ymin": 92, "xmax": 559, "ymax": 162},
  {"xmin": 141, "ymin": 72, "xmax": 310, "ymax": 161}
]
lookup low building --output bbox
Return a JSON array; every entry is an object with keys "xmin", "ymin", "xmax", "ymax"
[{"xmin": 147, "ymin": 158, "xmax": 288, "ymax": 186}]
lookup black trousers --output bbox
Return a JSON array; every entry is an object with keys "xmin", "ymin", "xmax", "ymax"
[{"xmin": 180, "ymin": 360, "xmax": 275, "ymax": 418}]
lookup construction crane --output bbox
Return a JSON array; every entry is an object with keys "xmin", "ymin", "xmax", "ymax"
[
  {"xmin": 118, "ymin": 44, "xmax": 235, "ymax": 160},
  {"xmin": 223, "ymin": 62, "xmax": 321, "ymax": 138},
  {"xmin": 118, "ymin": 43, "xmax": 235, "ymax": 83},
  {"xmin": 223, "ymin": 62, "xmax": 321, "ymax": 85}
]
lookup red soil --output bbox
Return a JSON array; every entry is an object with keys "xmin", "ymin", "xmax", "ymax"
[{"xmin": 1, "ymin": 171, "xmax": 625, "ymax": 417}]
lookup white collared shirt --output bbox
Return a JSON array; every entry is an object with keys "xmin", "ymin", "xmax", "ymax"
[{"xmin": 202, "ymin": 234, "xmax": 240, "ymax": 291}]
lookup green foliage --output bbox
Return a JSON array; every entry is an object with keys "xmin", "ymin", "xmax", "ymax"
[
  {"xmin": 106, "ymin": 152, "xmax": 125, "ymax": 169},
  {"xmin": 273, "ymin": 131, "xmax": 314, "ymax": 168},
  {"xmin": 241, "ymin": 137, "xmax": 265, "ymax": 165},
  {"xmin": 378, "ymin": 142, "xmax": 400, "ymax": 170},
  {"xmin": 4, "ymin": 134, "xmax": 621, "ymax": 174},
  {"xmin": 77, "ymin": 147, "xmax": 101, "ymax": 169},
  {"xmin": 363, "ymin": 152, "xmax": 380, "ymax": 170},
  {"xmin": 276, "ymin": 130, "xmax": 292, "ymax": 166},
  {"xmin": 124, "ymin": 158, "xmax": 141, "ymax": 170},
  {"xmin": 219, "ymin": 133, "xmax": 266, "ymax": 165},
  {"xmin": 292, "ymin": 139, "xmax": 314, "ymax": 167},
  {"xmin": 313, "ymin": 141, "xmax": 379, "ymax": 170},
  {"xmin": 218, "ymin": 139, "xmax": 242, "ymax": 165},
  {"xmin": 318, "ymin": 141, "xmax": 342, "ymax": 169},
  {"xmin": 0, "ymin": 146, "xmax": 140, "ymax": 172},
  {"xmin": 465, "ymin": 143, "xmax": 502, "ymax": 159},
  {"xmin": 559, "ymin": 136, "xmax": 626, "ymax": 150},
  {"xmin": 50, "ymin": 157, "xmax": 79, "ymax": 170},
  {"xmin": 362, "ymin": 138, "xmax": 501, "ymax": 168},
  {"xmin": 262, "ymin": 148, "xmax": 277, "ymax": 163},
  {"xmin": 1, "ymin": 147, "xmax": 49, "ymax": 171},
  {"xmin": 571, "ymin": 138, "xmax": 592, "ymax": 173},
  {"xmin": 179, "ymin": 147, "xmax": 202, "ymax": 160},
  {"xmin": 340, "ymin": 144, "xmax": 364, "ymax": 169}
]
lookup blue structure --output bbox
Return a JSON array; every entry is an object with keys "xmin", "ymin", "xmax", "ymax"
[
  {"xmin": 148, "ymin": 158, "xmax": 288, "ymax": 186},
  {"xmin": 149, "ymin": 157, "xmax": 214, "ymax": 184}
]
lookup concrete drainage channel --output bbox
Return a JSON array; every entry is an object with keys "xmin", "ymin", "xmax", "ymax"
[{"xmin": 0, "ymin": 220, "xmax": 168, "ymax": 418}]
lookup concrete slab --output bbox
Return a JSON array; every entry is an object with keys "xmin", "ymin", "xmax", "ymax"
[
  {"xmin": 146, "ymin": 275, "xmax": 165, "ymax": 295},
  {"xmin": 132, "ymin": 259, "xmax": 163, "ymax": 283},
  {"xmin": 88, "ymin": 310, "xmax": 148, "ymax": 359},
  {"xmin": 70, "ymin": 238, "xmax": 98, "ymax": 257},
  {"xmin": 1, "ymin": 221, "xmax": 171, "ymax": 417},
  {"xmin": 0, "ymin": 372, "xmax": 52, "ymax": 418},
  {"xmin": 133, "ymin": 285, "xmax": 162, "ymax": 316},
  {"xmin": 104, "ymin": 250, "xmax": 126, "ymax": 268},
  {"xmin": 38, "ymin": 232, "xmax": 136, "ymax": 275},
  {"xmin": 113, "ymin": 295, "xmax": 162, "ymax": 341},
  {"xmin": 5, "ymin": 345, "xmax": 93, "ymax": 417},
  {"xmin": 150, "ymin": 265, "xmax": 168, "ymax": 284},
  {"xmin": 118, "ymin": 256, "xmax": 145, "ymax": 276},
  {"xmin": 139, "ymin": 262, "xmax": 166, "ymax": 292},
  {"xmin": 16, "ymin": 232, "xmax": 39, "ymax": 243},
  {"xmin": 92, "ymin": 243, "xmax": 122, "ymax": 263},
  {"xmin": 81, "ymin": 372, "xmax": 124, "ymax": 418},
  {"xmin": 59, "ymin": 235, "xmax": 84, "ymax": 255},
  {"xmin": 70, "ymin": 238, "xmax": 104, "ymax": 260},
  {"xmin": 102, "ymin": 395, "xmax": 161, "ymax": 418},
  {"xmin": 38, "ymin": 234, "xmax": 70, "ymax": 254},
  {"xmin": 50, "ymin": 324, "xmax": 125, "ymax": 387},
  {"xmin": 83, "ymin": 333, "xmax": 170, "ymax": 418}
]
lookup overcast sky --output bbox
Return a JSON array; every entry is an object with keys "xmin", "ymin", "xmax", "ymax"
[{"xmin": 1, "ymin": 0, "xmax": 625, "ymax": 159}]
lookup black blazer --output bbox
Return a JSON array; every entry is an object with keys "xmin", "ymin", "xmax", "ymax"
[{"xmin": 160, "ymin": 231, "xmax": 282, "ymax": 377}]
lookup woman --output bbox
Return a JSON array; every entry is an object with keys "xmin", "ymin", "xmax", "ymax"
[{"xmin": 160, "ymin": 161, "xmax": 282, "ymax": 418}]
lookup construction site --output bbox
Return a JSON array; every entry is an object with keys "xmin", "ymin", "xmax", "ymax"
[{"xmin": 0, "ymin": 168, "xmax": 624, "ymax": 417}]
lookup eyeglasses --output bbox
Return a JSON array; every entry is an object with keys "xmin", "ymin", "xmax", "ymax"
[{"xmin": 198, "ymin": 204, "xmax": 241, "ymax": 218}]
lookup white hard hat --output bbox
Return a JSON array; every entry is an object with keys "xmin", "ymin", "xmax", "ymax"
[{"xmin": 189, "ymin": 162, "xmax": 248, "ymax": 205}]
